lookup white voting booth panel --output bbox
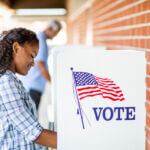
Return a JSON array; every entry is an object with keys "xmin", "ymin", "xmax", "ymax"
[
  {"xmin": 50, "ymin": 45, "xmax": 106, "ymax": 125},
  {"xmin": 51, "ymin": 47, "xmax": 146, "ymax": 150}
]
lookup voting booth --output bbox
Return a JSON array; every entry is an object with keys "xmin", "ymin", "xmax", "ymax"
[{"xmin": 51, "ymin": 46, "xmax": 146, "ymax": 150}]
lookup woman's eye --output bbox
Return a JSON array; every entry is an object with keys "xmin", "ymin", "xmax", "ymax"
[{"xmin": 31, "ymin": 55, "xmax": 34, "ymax": 58}]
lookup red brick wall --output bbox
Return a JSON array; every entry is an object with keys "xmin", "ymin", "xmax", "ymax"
[
  {"xmin": 67, "ymin": 0, "xmax": 150, "ymax": 149},
  {"xmin": 67, "ymin": 9, "xmax": 89, "ymax": 44},
  {"xmin": 91, "ymin": 0, "xmax": 150, "ymax": 50}
]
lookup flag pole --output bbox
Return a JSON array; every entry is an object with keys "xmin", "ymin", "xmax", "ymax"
[{"xmin": 70, "ymin": 67, "xmax": 85, "ymax": 129}]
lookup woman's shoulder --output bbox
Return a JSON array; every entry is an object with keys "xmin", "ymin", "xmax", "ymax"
[
  {"xmin": 0, "ymin": 70, "xmax": 11, "ymax": 81},
  {"xmin": 0, "ymin": 70, "xmax": 20, "ymax": 85},
  {"xmin": 0, "ymin": 70, "xmax": 26, "ymax": 97}
]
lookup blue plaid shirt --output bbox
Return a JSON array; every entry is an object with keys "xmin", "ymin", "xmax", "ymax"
[{"xmin": 0, "ymin": 70, "xmax": 45, "ymax": 150}]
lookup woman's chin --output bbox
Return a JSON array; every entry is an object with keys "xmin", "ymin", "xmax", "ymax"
[
  {"xmin": 19, "ymin": 70, "xmax": 28, "ymax": 76},
  {"xmin": 24, "ymin": 70, "xmax": 29, "ymax": 75}
]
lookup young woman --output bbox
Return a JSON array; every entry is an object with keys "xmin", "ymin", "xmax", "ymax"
[{"xmin": 0, "ymin": 28, "xmax": 57, "ymax": 149}]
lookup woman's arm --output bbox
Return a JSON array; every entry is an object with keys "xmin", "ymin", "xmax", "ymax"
[{"xmin": 33, "ymin": 129, "xmax": 57, "ymax": 148}]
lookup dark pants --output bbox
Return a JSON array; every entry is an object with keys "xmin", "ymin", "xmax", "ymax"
[{"xmin": 29, "ymin": 89, "xmax": 42, "ymax": 110}]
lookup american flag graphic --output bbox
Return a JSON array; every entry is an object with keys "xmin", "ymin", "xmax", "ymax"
[{"xmin": 73, "ymin": 71, "xmax": 125, "ymax": 101}]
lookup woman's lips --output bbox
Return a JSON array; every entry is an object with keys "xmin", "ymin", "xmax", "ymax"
[{"xmin": 27, "ymin": 64, "xmax": 31, "ymax": 70}]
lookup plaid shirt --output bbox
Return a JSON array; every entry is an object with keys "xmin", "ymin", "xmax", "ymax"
[{"xmin": 0, "ymin": 70, "xmax": 46, "ymax": 150}]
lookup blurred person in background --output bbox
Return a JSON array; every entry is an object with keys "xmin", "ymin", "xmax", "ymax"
[{"xmin": 20, "ymin": 20, "xmax": 62, "ymax": 111}]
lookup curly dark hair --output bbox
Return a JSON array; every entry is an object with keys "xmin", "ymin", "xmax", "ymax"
[{"xmin": 0, "ymin": 27, "xmax": 39, "ymax": 75}]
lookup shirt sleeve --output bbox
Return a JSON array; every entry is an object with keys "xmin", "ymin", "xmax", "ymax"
[
  {"xmin": 0, "ymin": 76, "xmax": 43, "ymax": 141},
  {"xmin": 36, "ymin": 34, "xmax": 47, "ymax": 62}
]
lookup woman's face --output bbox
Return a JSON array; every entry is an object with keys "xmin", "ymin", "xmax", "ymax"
[{"xmin": 13, "ymin": 42, "xmax": 39, "ymax": 75}]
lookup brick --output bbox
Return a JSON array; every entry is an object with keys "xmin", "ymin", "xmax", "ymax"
[
  {"xmin": 123, "ymin": 40, "xmax": 127, "ymax": 46},
  {"xmin": 142, "ymin": 26, "xmax": 148, "ymax": 36},
  {"xmin": 117, "ymin": 40, "xmax": 122, "ymax": 45},
  {"xmin": 148, "ymin": 26, "xmax": 150, "ymax": 36},
  {"xmin": 147, "ymin": 64, "xmax": 150, "ymax": 76},
  {"xmin": 137, "ymin": 3, "xmax": 144, "ymax": 13},
  {"xmin": 128, "ymin": 39, "xmax": 133, "ymax": 47},
  {"xmin": 141, "ymin": 1, "xmax": 148, "ymax": 11},
  {"xmin": 131, "ymin": 39, "xmax": 135, "ymax": 47},
  {"xmin": 146, "ymin": 127, "xmax": 150, "ymax": 139},
  {"xmin": 146, "ymin": 51, "xmax": 150, "ymax": 62},
  {"xmin": 126, "ymin": 0, "xmax": 135, "ymax": 6},
  {"xmin": 129, "ymin": 18, "xmax": 134, "ymax": 26},
  {"xmin": 139, "ymin": 39, "xmax": 147, "ymax": 49},
  {"xmin": 135, "ymin": 14, "xmax": 146, "ymax": 24},
  {"xmin": 115, "ymin": 31, "xmax": 120, "ymax": 36},
  {"xmin": 143, "ymin": 1, "xmax": 150, "ymax": 10},
  {"xmin": 131, "ymin": 28, "xmax": 136, "ymax": 36},
  {"xmin": 133, "ymin": 39, "xmax": 139, "ymax": 47},
  {"xmin": 146, "ymin": 115, "xmax": 150, "ymax": 127},
  {"xmin": 147, "ymin": 13, "xmax": 150, "ymax": 23},
  {"xmin": 132, "ymin": 39, "xmax": 136, "ymax": 47},
  {"xmin": 125, "ymin": 39, "xmax": 132, "ymax": 47},
  {"xmin": 132, "ymin": 5, "xmax": 137, "ymax": 14},
  {"xmin": 136, "ymin": 27, "xmax": 142, "ymax": 36},
  {"xmin": 146, "ymin": 103, "xmax": 150, "ymax": 114},
  {"xmin": 123, "ymin": 29, "xmax": 130, "ymax": 36},
  {"xmin": 134, "ymin": 28, "xmax": 138, "ymax": 36},
  {"xmin": 147, "ymin": 26, "xmax": 150, "ymax": 36},
  {"xmin": 146, "ymin": 90, "xmax": 150, "ymax": 101},
  {"xmin": 146, "ymin": 39, "xmax": 150, "ymax": 49},
  {"xmin": 144, "ymin": 40, "xmax": 149, "ymax": 49},
  {"xmin": 146, "ymin": 139, "xmax": 150, "ymax": 150},
  {"xmin": 121, "ymin": 20, "xmax": 128, "ymax": 26},
  {"xmin": 146, "ymin": 77, "xmax": 150, "ymax": 88}
]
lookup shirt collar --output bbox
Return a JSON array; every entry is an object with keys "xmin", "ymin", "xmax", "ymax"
[{"xmin": 5, "ymin": 70, "xmax": 20, "ymax": 83}]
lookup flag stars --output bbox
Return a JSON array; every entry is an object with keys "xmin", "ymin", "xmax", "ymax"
[{"xmin": 73, "ymin": 72, "xmax": 98, "ymax": 86}]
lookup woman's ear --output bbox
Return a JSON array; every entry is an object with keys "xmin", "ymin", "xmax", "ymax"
[{"xmin": 13, "ymin": 42, "xmax": 20, "ymax": 54}]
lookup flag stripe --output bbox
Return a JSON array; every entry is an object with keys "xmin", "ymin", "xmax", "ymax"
[
  {"xmin": 95, "ymin": 78, "xmax": 114, "ymax": 83},
  {"xmin": 100, "ymin": 87, "xmax": 123, "ymax": 93},
  {"xmin": 95, "ymin": 77, "xmax": 112, "ymax": 81},
  {"xmin": 98, "ymin": 83, "xmax": 119, "ymax": 88},
  {"xmin": 99, "ymin": 83, "xmax": 117, "ymax": 86},
  {"xmin": 102, "ymin": 95, "xmax": 125, "ymax": 101},
  {"xmin": 102, "ymin": 94, "xmax": 124, "ymax": 100},
  {"xmin": 80, "ymin": 93, "xmax": 102, "ymax": 100},
  {"xmin": 96, "ymin": 79, "xmax": 114, "ymax": 82},
  {"xmin": 77, "ymin": 86, "xmax": 99, "ymax": 91},
  {"xmin": 78, "ymin": 89, "xmax": 100, "ymax": 95},
  {"xmin": 98, "ymin": 84, "xmax": 120, "ymax": 89},
  {"xmin": 99, "ymin": 87, "xmax": 122, "ymax": 93},
  {"xmin": 78, "ymin": 87, "xmax": 123, "ymax": 98},
  {"xmin": 101, "ymin": 91, "xmax": 123, "ymax": 97},
  {"xmin": 78, "ymin": 89, "xmax": 101, "ymax": 96}
]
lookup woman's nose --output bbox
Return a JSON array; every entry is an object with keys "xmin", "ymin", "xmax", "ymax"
[{"xmin": 31, "ymin": 60, "xmax": 34, "ymax": 66}]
